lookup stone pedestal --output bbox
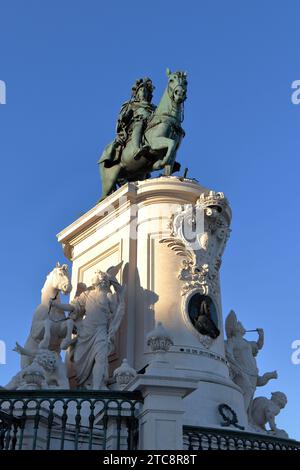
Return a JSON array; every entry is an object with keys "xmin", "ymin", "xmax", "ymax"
[
  {"xmin": 57, "ymin": 177, "xmax": 247, "ymax": 429},
  {"xmin": 126, "ymin": 368, "xmax": 198, "ymax": 450}
]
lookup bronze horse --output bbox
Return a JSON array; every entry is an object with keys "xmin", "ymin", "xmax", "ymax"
[{"xmin": 99, "ymin": 69, "xmax": 187, "ymax": 200}]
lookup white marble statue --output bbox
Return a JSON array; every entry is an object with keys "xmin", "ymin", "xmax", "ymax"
[
  {"xmin": 21, "ymin": 263, "xmax": 74, "ymax": 369},
  {"xmin": 59, "ymin": 263, "xmax": 125, "ymax": 390},
  {"xmin": 250, "ymin": 392, "xmax": 288, "ymax": 438},
  {"xmin": 225, "ymin": 310, "xmax": 277, "ymax": 414},
  {"xmin": 5, "ymin": 342, "xmax": 69, "ymax": 389}
]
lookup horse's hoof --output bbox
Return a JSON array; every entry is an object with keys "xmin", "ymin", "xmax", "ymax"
[
  {"xmin": 152, "ymin": 161, "xmax": 163, "ymax": 171},
  {"xmin": 163, "ymin": 165, "xmax": 174, "ymax": 177}
]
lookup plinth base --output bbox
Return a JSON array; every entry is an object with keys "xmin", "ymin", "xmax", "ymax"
[{"xmin": 57, "ymin": 177, "xmax": 247, "ymax": 429}]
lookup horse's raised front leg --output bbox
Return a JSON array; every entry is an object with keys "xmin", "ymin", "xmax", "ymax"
[
  {"xmin": 60, "ymin": 319, "xmax": 74, "ymax": 350},
  {"xmin": 150, "ymin": 137, "xmax": 177, "ymax": 173},
  {"xmin": 39, "ymin": 319, "xmax": 51, "ymax": 349}
]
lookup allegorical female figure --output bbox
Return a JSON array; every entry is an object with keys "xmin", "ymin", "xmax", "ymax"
[{"xmin": 55, "ymin": 263, "xmax": 125, "ymax": 390}]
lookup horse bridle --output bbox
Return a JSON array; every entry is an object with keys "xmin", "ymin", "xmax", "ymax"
[
  {"xmin": 167, "ymin": 81, "xmax": 186, "ymax": 124},
  {"xmin": 47, "ymin": 291, "xmax": 70, "ymax": 323}
]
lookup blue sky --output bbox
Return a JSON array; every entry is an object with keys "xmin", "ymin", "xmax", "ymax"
[{"xmin": 1, "ymin": 0, "xmax": 300, "ymax": 439}]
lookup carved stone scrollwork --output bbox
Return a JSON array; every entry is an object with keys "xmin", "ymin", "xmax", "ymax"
[
  {"xmin": 160, "ymin": 191, "xmax": 231, "ymax": 298},
  {"xmin": 160, "ymin": 191, "xmax": 231, "ymax": 346}
]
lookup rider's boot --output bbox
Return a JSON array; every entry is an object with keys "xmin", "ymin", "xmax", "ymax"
[{"xmin": 131, "ymin": 121, "xmax": 151, "ymax": 161}]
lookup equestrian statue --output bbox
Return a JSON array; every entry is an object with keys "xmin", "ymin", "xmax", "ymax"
[{"xmin": 98, "ymin": 69, "xmax": 188, "ymax": 200}]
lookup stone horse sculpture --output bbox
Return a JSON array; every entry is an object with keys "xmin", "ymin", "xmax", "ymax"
[
  {"xmin": 99, "ymin": 69, "xmax": 187, "ymax": 200},
  {"xmin": 21, "ymin": 263, "xmax": 74, "ymax": 369}
]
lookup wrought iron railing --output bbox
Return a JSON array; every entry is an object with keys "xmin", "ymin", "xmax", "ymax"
[
  {"xmin": 183, "ymin": 425, "xmax": 300, "ymax": 450},
  {"xmin": 0, "ymin": 390, "xmax": 143, "ymax": 451},
  {"xmin": 0, "ymin": 410, "xmax": 23, "ymax": 450}
]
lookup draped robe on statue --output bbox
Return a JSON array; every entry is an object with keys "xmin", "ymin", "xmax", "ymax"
[{"xmin": 71, "ymin": 288, "xmax": 116, "ymax": 388}]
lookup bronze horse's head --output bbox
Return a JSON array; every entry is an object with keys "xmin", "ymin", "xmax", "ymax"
[{"xmin": 166, "ymin": 68, "xmax": 188, "ymax": 104}]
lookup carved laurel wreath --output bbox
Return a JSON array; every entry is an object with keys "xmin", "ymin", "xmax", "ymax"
[{"xmin": 218, "ymin": 404, "xmax": 244, "ymax": 430}]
